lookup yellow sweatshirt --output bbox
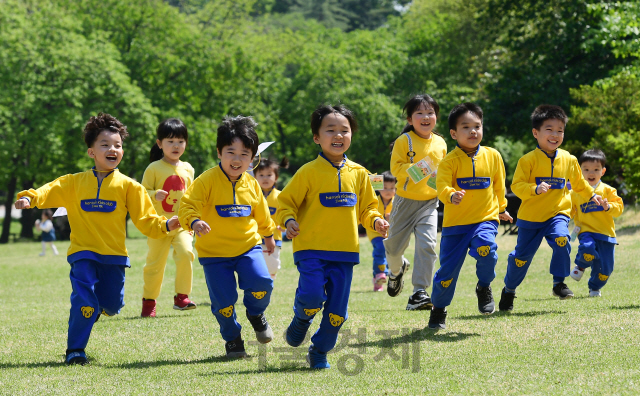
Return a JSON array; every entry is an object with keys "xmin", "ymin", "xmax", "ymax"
[
  {"xmin": 141, "ymin": 160, "xmax": 194, "ymax": 218},
  {"xmin": 437, "ymin": 146, "xmax": 508, "ymax": 228},
  {"xmin": 17, "ymin": 169, "xmax": 170, "ymax": 265},
  {"xmin": 571, "ymin": 182, "xmax": 623, "ymax": 242},
  {"xmin": 276, "ymin": 153, "xmax": 383, "ymax": 263},
  {"xmin": 264, "ymin": 188, "xmax": 283, "ymax": 246},
  {"xmin": 511, "ymin": 147, "xmax": 594, "ymax": 225},
  {"xmin": 179, "ymin": 165, "xmax": 276, "ymax": 258},
  {"xmin": 391, "ymin": 131, "xmax": 448, "ymax": 200},
  {"xmin": 366, "ymin": 195, "xmax": 393, "ymax": 241}
]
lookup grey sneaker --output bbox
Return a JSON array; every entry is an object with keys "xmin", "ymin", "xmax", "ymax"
[
  {"xmin": 246, "ymin": 311, "xmax": 273, "ymax": 344},
  {"xmin": 387, "ymin": 258, "xmax": 410, "ymax": 297}
]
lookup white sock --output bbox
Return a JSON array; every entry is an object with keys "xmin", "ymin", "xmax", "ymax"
[{"xmin": 51, "ymin": 243, "xmax": 59, "ymax": 255}]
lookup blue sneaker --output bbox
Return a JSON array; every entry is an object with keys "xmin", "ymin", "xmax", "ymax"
[
  {"xmin": 65, "ymin": 350, "xmax": 88, "ymax": 366},
  {"xmin": 306, "ymin": 345, "xmax": 330, "ymax": 369},
  {"xmin": 286, "ymin": 316, "xmax": 312, "ymax": 347}
]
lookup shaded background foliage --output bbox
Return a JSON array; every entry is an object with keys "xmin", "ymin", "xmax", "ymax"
[{"xmin": 0, "ymin": 0, "xmax": 638, "ymax": 242}]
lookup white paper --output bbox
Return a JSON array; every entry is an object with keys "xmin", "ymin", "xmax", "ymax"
[
  {"xmin": 53, "ymin": 207, "xmax": 67, "ymax": 217},
  {"xmin": 256, "ymin": 141, "xmax": 275, "ymax": 157}
]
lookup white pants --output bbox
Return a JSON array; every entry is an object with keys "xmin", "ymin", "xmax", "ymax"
[{"xmin": 263, "ymin": 246, "xmax": 281, "ymax": 278}]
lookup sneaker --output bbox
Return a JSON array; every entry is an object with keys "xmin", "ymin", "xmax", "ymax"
[
  {"xmin": 286, "ymin": 316, "xmax": 312, "ymax": 347},
  {"xmin": 475, "ymin": 283, "xmax": 495, "ymax": 315},
  {"xmin": 570, "ymin": 266, "xmax": 585, "ymax": 281},
  {"xmin": 589, "ymin": 289, "xmax": 601, "ymax": 297},
  {"xmin": 552, "ymin": 282, "xmax": 574, "ymax": 300},
  {"xmin": 173, "ymin": 294, "xmax": 196, "ymax": 310},
  {"xmin": 387, "ymin": 258, "xmax": 410, "ymax": 297},
  {"xmin": 246, "ymin": 311, "xmax": 273, "ymax": 344},
  {"xmin": 406, "ymin": 289, "xmax": 433, "ymax": 311},
  {"xmin": 428, "ymin": 307, "xmax": 447, "ymax": 329},
  {"xmin": 498, "ymin": 287, "xmax": 516, "ymax": 311},
  {"xmin": 306, "ymin": 344, "xmax": 330, "ymax": 369},
  {"xmin": 373, "ymin": 283, "xmax": 384, "ymax": 292},
  {"xmin": 373, "ymin": 273, "xmax": 387, "ymax": 292},
  {"xmin": 225, "ymin": 335, "xmax": 248, "ymax": 358},
  {"xmin": 141, "ymin": 298, "xmax": 156, "ymax": 317},
  {"xmin": 65, "ymin": 349, "xmax": 88, "ymax": 366}
]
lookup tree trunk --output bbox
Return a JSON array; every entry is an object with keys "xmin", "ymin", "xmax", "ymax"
[
  {"xmin": 19, "ymin": 183, "xmax": 34, "ymax": 239},
  {"xmin": 0, "ymin": 176, "xmax": 17, "ymax": 244}
]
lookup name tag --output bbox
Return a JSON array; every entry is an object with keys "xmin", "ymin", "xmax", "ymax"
[
  {"xmin": 319, "ymin": 192, "xmax": 357, "ymax": 207},
  {"xmin": 216, "ymin": 205, "xmax": 251, "ymax": 217},
  {"xmin": 535, "ymin": 177, "xmax": 566, "ymax": 189},
  {"xmin": 269, "ymin": 207, "xmax": 276, "ymax": 215},
  {"xmin": 580, "ymin": 201, "xmax": 604, "ymax": 213},
  {"xmin": 457, "ymin": 177, "xmax": 491, "ymax": 190},
  {"xmin": 81, "ymin": 199, "xmax": 117, "ymax": 212}
]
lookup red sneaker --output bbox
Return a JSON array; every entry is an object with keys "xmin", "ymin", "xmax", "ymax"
[
  {"xmin": 174, "ymin": 294, "xmax": 196, "ymax": 310},
  {"xmin": 141, "ymin": 298, "xmax": 156, "ymax": 317}
]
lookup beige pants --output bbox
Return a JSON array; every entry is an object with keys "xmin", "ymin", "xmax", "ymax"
[{"xmin": 143, "ymin": 228, "xmax": 195, "ymax": 300}]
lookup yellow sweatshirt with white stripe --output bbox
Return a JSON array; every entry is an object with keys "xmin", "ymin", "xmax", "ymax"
[
  {"xmin": 437, "ymin": 146, "xmax": 507, "ymax": 228},
  {"xmin": 264, "ymin": 188, "xmax": 283, "ymax": 245},
  {"xmin": 390, "ymin": 131, "xmax": 447, "ymax": 200},
  {"xmin": 17, "ymin": 169, "xmax": 170, "ymax": 265},
  {"xmin": 366, "ymin": 195, "xmax": 393, "ymax": 241},
  {"xmin": 511, "ymin": 147, "xmax": 594, "ymax": 224},
  {"xmin": 141, "ymin": 160, "xmax": 194, "ymax": 218},
  {"xmin": 179, "ymin": 165, "xmax": 276, "ymax": 258},
  {"xmin": 276, "ymin": 154, "xmax": 383, "ymax": 263},
  {"xmin": 570, "ymin": 182, "xmax": 623, "ymax": 241}
]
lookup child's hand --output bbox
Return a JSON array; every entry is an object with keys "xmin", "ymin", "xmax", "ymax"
[
  {"xmin": 286, "ymin": 220, "xmax": 300, "ymax": 239},
  {"xmin": 384, "ymin": 212, "xmax": 390, "ymax": 221},
  {"xmin": 263, "ymin": 236, "xmax": 276, "ymax": 255},
  {"xmin": 192, "ymin": 220, "xmax": 211, "ymax": 237},
  {"xmin": 536, "ymin": 182, "xmax": 551, "ymax": 194},
  {"xmin": 451, "ymin": 190, "xmax": 466, "ymax": 205},
  {"xmin": 14, "ymin": 198, "xmax": 30, "ymax": 210},
  {"xmin": 155, "ymin": 190, "xmax": 169, "ymax": 201},
  {"xmin": 591, "ymin": 194, "xmax": 605, "ymax": 207},
  {"xmin": 375, "ymin": 218, "xmax": 389, "ymax": 238},
  {"xmin": 499, "ymin": 211, "xmax": 513, "ymax": 223},
  {"xmin": 167, "ymin": 216, "xmax": 181, "ymax": 231},
  {"xmin": 602, "ymin": 198, "xmax": 610, "ymax": 211}
]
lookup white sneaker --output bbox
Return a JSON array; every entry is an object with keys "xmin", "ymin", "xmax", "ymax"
[
  {"xmin": 570, "ymin": 265, "xmax": 584, "ymax": 281},
  {"xmin": 589, "ymin": 289, "xmax": 601, "ymax": 297}
]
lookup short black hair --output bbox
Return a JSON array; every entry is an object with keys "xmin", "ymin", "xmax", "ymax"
[
  {"xmin": 448, "ymin": 102, "xmax": 483, "ymax": 131},
  {"xmin": 150, "ymin": 118, "xmax": 189, "ymax": 163},
  {"xmin": 310, "ymin": 104, "xmax": 358, "ymax": 136},
  {"xmin": 82, "ymin": 113, "xmax": 129, "ymax": 148},
  {"xmin": 382, "ymin": 170, "xmax": 396, "ymax": 184},
  {"xmin": 216, "ymin": 116, "xmax": 259, "ymax": 157},
  {"xmin": 531, "ymin": 105, "xmax": 568, "ymax": 130},
  {"xmin": 579, "ymin": 149, "xmax": 606, "ymax": 167}
]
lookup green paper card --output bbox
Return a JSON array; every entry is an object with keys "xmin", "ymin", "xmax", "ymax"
[
  {"xmin": 369, "ymin": 174, "xmax": 384, "ymax": 190},
  {"xmin": 407, "ymin": 158, "xmax": 434, "ymax": 184}
]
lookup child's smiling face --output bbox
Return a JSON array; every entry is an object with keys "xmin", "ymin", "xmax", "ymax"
[
  {"xmin": 408, "ymin": 103, "xmax": 437, "ymax": 139},
  {"xmin": 533, "ymin": 118, "xmax": 565, "ymax": 152},
  {"xmin": 88, "ymin": 130, "xmax": 123, "ymax": 171},
  {"xmin": 313, "ymin": 112, "xmax": 352, "ymax": 163},
  {"xmin": 580, "ymin": 160, "xmax": 606, "ymax": 187},
  {"xmin": 217, "ymin": 138, "xmax": 253, "ymax": 180},
  {"xmin": 451, "ymin": 111, "xmax": 483, "ymax": 151}
]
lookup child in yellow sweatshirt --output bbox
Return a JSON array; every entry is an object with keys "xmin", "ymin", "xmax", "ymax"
[
  {"xmin": 569, "ymin": 149, "xmax": 623, "ymax": 297},
  {"xmin": 367, "ymin": 171, "xmax": 396, "ymax": 291},
  {"xmin": 15, "ymin": 113, "xmax": 180, "ymax": 366}
]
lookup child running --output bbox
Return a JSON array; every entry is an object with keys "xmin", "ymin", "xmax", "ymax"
[
  {"xmin": 499, "ymin": 105, "xmax": 604, "ymax": 311},
  {"xmin": 385, "ymin": 94, "xmax": 448, "ymax": 310},
  {"xmin": 367, "ymin": 171, "xmax": 396, "ymax": 291},
  {"xmin": 429, "ymin": 103, "xmax": 512, "ymax": 329},
  {"xmin": 179, "ymin": 116, "xmax": 277, "ymax": 358},
  {"xmin": 254, "ymin": 157, "xmax": 289, "ymax": 279},
  {"xmin": 14, "ymin": 113, "xmax": 180, "ymax": 365},
  {"xmin": 569, "ymin": 149, "xmax": 623, "ymax": 297},
  {"xmin": 278, "ymin": 104, "xmax": 389, "ymax": 369},
  {"xmin": 36, "ymin": 209, "xmax": 59, "ymax": 256},
  {"xmin": 140, "ymin": 118, "xmax": 196, "ymax": 317}
]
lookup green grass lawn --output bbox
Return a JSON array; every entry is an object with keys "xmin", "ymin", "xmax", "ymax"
[{"xmin": 1, "ymin": 226, "xmax": 640, "ymax": 395}]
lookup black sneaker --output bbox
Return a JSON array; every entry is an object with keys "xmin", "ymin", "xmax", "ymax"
[
  {"xmin": 65, "ymin": 349, "xmax": 88, "ymax": 366},
  {"xmin": 387, "ymin": 258, "xmax": 410, "ymax": 297},
  {"xmin": 428, "ymin": 307, "xmax": 447, "ymax": 329},
  {"xmin": 552, "ymin": 282, "xmax": 574, "ymax": 300},
  {"xmin": 475, "ymin": 283, "xmax": 495, "ymax": 315},
  {"xmin": 246, "ymin": 311, "xmax": 273, "ymax": 344},
  {"xmin": 498, "ymin": 287, "xmax": 516, "ymax": 311},
  {"xmin": 225, "ymin": 335, "xmax": 248, "ymax": 358},
  {"xmin": 406, "ymin": 289, "xmax": 433, "ymax": 311}
]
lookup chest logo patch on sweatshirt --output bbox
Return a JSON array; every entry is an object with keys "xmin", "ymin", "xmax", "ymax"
[
  {"xmin": 162, "ymin": 175, "xmax": 186, "ymax": 213},
  {"xmin": 216, "ymin": 205, "xmax": 251, "ymax": 217},
  {"xmin": 554, "ymin": 237, "xmax": 568, "ymax": 247},
  {"xmin": 328, "ymin": 313, "xmax": 345, "ymax": 327},
  {"xmin": 515, "ymin": 259, "xmax": 527, "ymax": 267},
  {"xmin": 269, "ymin": 207, "xmax": 276, "ymax": 215},
  {"xmin": 81, "ymin": 199, "xmax": 117, "ymax": 212},
  {"xmin": 535, "ymin": 177, "xmax": 566, "ymax": 189},
  {"xmin": 580, "ymin": 201, "xmax": 605, "ymax": 213},
  {"xmin": 218, "ymin": 305, "xmax": 234, "ymax": 318},
  {"xmin": 319, "ymin": 192, "xmax": 357, "ymax": 207},
  {"xmin": 477, "ymin": 246, "xmax": 491, "ymax": 257},
  {"xmin": 457, "ymin": 177, "xmax": 491, "ymax": 190}
]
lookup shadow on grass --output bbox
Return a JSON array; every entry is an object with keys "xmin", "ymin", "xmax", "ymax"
[
  {"xmin": 610, "ymin": 304, "xmax": 640, "ymax": 310},
  {"xmin": 456, "ymin": 310, "xmax": 566, "ymax": 320},
  {"xmin": 201, "ymin": 362, "xmax": 311, "ymax": 376},
  {"xmin": 353, "ymin": 327, "xmax": 480, "ymax": 349},
  {"xmin": 121, "ymin": 315, "xmax": 187, "ymax": 321},
  {"xmin": 106, "ymin": 355, "xmax": 239, "ymax": 369},
  {"xmin": 0, "ymin": 361, "xmax": 67, "ymax": 369}
]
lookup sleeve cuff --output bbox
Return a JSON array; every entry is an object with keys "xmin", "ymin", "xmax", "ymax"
[
  {"xmin": 165, "ymin": 221, "xmax": 170, "ymax": 232},
  {"xmin": 190, "ymin": 219, "xmax": 200, "ymax": 229},
  {"xmin": 20, "ymin": 197, "xmax": 31, "ymax": 203},
  {"xmin": 264, "ymin": 234, "xmax": 274, "ymax": 238}
]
